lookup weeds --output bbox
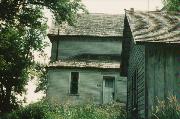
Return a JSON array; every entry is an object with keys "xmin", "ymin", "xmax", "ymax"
[
  {"xmin": 152, "ymin": 95, "xmax": 180, "ymax": 119},
  {"xmin": 3, "ymin": 100, "xmax": 126, "ymax": 119}
]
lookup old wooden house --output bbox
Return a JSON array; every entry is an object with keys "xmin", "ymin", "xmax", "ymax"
[
  {"xmin": 121, "ymin": 10, "xmax": 180, "ymax": 119},
  {"xmin": 47, "ymin": 13, "xmax": 127, "ymax": 104}
]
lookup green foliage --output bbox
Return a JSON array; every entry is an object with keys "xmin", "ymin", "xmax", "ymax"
[
  {"xmin": 0, "ymin": 9, "xmax": 47, "ymax": 112},
  {"xmin": 29, "ymin": 62, "xmax": 48, "ymax": 93},
  {"xmin": 4, "ymin": 101, "xmax": 126, "ymax": 119},
  {"xmin": 163, "ymin": 0, "xmax": 180, "ymax": 11},
  {"xmin": 0, "ymin": 0, "xmax": 86, "ymax": 113},
  {"xmin": 152, "ymin": 95, "xmax": 180, "ymax": 119},
  {"xmin": 0, "ymin": 0, "xmax": 86, "ymax": 26}
]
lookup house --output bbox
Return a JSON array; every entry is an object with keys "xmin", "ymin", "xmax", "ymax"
[
  {"xmin": 47, "ymin": 13, "xmax": 127, "ymax": 104},
  {"xmin": 121, "ymin": 9, "xmax": 180, "ymax": 119}
]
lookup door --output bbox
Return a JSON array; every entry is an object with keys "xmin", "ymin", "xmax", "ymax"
[{"xmin": 103, "ymin": 76, "xmax": 115, "ymax": 104}]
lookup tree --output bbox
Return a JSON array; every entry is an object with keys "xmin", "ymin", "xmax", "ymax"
[
  {"xmin": 30, "ymin": 62, "xmax": 48, "ymax": 94},
  {"xmin": 163, "ymin": 0, "xmax": 180, "ymax": 11},
  {"xmin": 0, "ymin": 0, "xmax": 85, "ymax": 113},
  {"xmin": 0, "ymin": 0, "xmax": 86, "ymax": 26}
]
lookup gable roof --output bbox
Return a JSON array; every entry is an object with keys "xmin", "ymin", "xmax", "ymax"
[
  {"xmin": 48, "ymin": 13, "xmax": 124, "ymax": 37},
  {"xmin": 125, "ymin": 10, "xmax": 180, "ymax": 43}
]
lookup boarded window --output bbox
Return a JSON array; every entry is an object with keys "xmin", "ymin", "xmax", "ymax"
[{"xmin": 70, "ymin": 72, "xmax": 79, "ymax": 94}]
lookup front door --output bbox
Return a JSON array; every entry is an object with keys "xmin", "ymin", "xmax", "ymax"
[{"xmin": 103, "ymin": 76, "xmax": 115, "ymax": 104}]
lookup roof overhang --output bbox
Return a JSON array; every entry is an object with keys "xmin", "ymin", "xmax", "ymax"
[{"xmin": 47, "ymin": 34, "xmax": 123, "ymax": 42}]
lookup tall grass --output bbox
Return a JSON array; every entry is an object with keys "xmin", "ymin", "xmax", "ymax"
[
  {"xmin": 152, "ymin": 95, "xmax": 180, "ymax": 119},
  {"xmin": 3, "ymin": 100, "xmax": 126, "ymax": 119}
]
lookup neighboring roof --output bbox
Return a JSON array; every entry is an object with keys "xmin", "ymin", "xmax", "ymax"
[
  {"xmin": 48, "ymin": 13, "xmax": 124, "ymax": 37},
  {"xmin": 48, "ymin": 54, "xmax": 121, "ymax": 69},
  {"xmin": 125, "ymin": 10, "xmax": 180, "ymax": 43}
]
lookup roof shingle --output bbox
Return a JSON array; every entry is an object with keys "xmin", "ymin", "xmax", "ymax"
[
  {"xmin": 48, "ymin": 54, "xmax": 121, "ymax": 69},
  {"xmin": 126, "ymin": 10, "xmax": 180, "ymax": 43},
  {"xmin": 49, "ymin": 13, "xmax": 124, "ymax": 37},
  {"xmin": 48, "ymin": 60, "xmax": 120, "ymax": 69}
]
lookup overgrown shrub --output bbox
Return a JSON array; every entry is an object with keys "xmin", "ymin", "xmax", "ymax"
[
  {"xmin": 152, "ymin": 95, "xmax": 180, "ymax": 119},
  {"xmin": 3, "ymin": 100, "xmax": 126, "ymax": 119}
]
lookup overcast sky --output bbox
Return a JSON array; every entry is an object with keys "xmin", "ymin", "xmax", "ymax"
[{"xmin": 82, "ymin": 0, "xmax": 163, "ymax": 14}]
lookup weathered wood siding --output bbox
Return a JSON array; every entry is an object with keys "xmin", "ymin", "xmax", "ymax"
[
  {"xmin": 121, "ymin": 15, "xmax": 132, "ymax": 76},
  {"xmin": 50, "ymin": 40, "xmax": 58, "ymax": 61},
  {"xmin": 145, "ymin": 44, "xmax": 180, "ymax": 118},
  {"xmin": 47, "ymin": 68, "xmax": 126, "ymax": 104},
  {"xmin": 127, "ymin": 44, "xmax": 146, "ymax": 119},
  {"xmin": 116, "ymin": 76, "xmax": 127, "ymax": 103},
  {"xmin": 50, "ymin": 37, "xmax": 122, "ymax": 60},
  {"xmin": 123, "ymin": 14, "xmax": 146, "ymax": 119}
]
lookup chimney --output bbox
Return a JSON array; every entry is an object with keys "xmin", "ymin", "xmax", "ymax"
[
  {"xmin": 156, "ymin": 6, "xmax": 160, "ymax": 11},
  {"xmin": 130, "ymin": 8, "xmax": 134, "ymax": 14}
]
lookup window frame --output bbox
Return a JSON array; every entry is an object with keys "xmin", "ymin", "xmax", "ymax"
[{"xmin": 69, "ymin": 71, "xmax": 80, "ymax": 96}]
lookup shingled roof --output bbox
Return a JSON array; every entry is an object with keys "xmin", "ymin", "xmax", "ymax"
[
  {"xmin": 125, "ymin": 10, "xmax": 180, "ymax": 43},
  {"xmin": 48, "ymin": 54, "xmax": 121, "ymax": 69},
  {"xmin": 48, "ymin": 60, "xmax": 120, "ymax": 69},
  {"xmin": 49, "ymin": 13, "xmax": 124, "ymax": 37}
]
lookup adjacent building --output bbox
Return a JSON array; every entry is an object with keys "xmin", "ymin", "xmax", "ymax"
[{"xmin": 121, "ymin": 10, "xmax": 180, "ymax": 119}]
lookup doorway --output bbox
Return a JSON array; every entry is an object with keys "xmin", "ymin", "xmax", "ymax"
[{"xmin": 102, "ymin": 76, "xmax": 115, "ymax": 104}]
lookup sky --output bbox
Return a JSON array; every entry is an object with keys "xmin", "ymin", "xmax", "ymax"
[
  {"xmin": 28, "ymin": 0, "xmax": 163, "ymax": 104},
  {"xmin": 82, "ymin": 0, "xmax": 163, "ymax": 14}
]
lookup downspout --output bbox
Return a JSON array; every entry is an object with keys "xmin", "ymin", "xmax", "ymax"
[{"xmin": 56, "ymin": 29, "xmax": 60, "ymax": 61}]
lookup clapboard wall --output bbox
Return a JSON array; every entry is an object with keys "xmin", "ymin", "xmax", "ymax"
[
  {"xmin": 47, "ymin": 68, "xmax": 127, "ymax": 104},
  {"xmin": 50, "ymin": 36, "xmax": 122, "ymax": 61}
]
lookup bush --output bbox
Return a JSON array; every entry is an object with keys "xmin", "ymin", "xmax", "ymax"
[
  {"xmin": 3, "ymin": 100, "xmax": 126, "ymax": 119},
  {"xmin": 4, "ymin": 101, "xmax": 53, "ymax": 119},
  {"xmin": 152, "ymin": 95, "xmax": 180, "ymax": 119}
]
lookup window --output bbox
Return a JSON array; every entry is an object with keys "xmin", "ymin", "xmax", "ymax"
[
  {"xmin": 70, "ymin": 72, "xmax": 79, "ymax": 94},
  {"xmin": 103, "ymin": 76, "xmax": 115, "ymax": 88}
]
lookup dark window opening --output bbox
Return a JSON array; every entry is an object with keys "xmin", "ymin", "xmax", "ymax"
[
  {"xmin": 70, "ymin": 72, "xmax": 79, "ymax": 94},
  {"xmin": 104, "ymin": 76, "xmax": 115, "ymax": 88}
]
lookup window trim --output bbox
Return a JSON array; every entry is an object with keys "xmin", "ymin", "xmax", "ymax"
[
  {"xmin": 103, "ymin": 76, "xmax": 115, "ymax": 88},
  {"xmin": 69, "ymin": 71, "xmax": 80, "ymax": 95},
  {"xmin": 102, "ymin": 75, "xmax": 116, "ymax": 103}
]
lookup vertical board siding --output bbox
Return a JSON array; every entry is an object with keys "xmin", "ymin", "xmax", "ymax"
[
  {"xmin": 154, "ymin": 47, "xmax": 165, "ymax": 101},
  {"xmin": 127, "ymin": 44, "xmax": 145, "ymax": 119},
  {"xmin": 146, "ymin": 45, "xmax": 155, "ymax": 119},
  {"xmin": 164, "ymin": 48, "xmax": 174, "ymax": 97},
  {"xmin": 146, "ymin": 45, "xmax": 180, "ymax": 118},
  {"xmin": 174, "ymin": 47, "xmax": 180, "ymax": 99}
]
